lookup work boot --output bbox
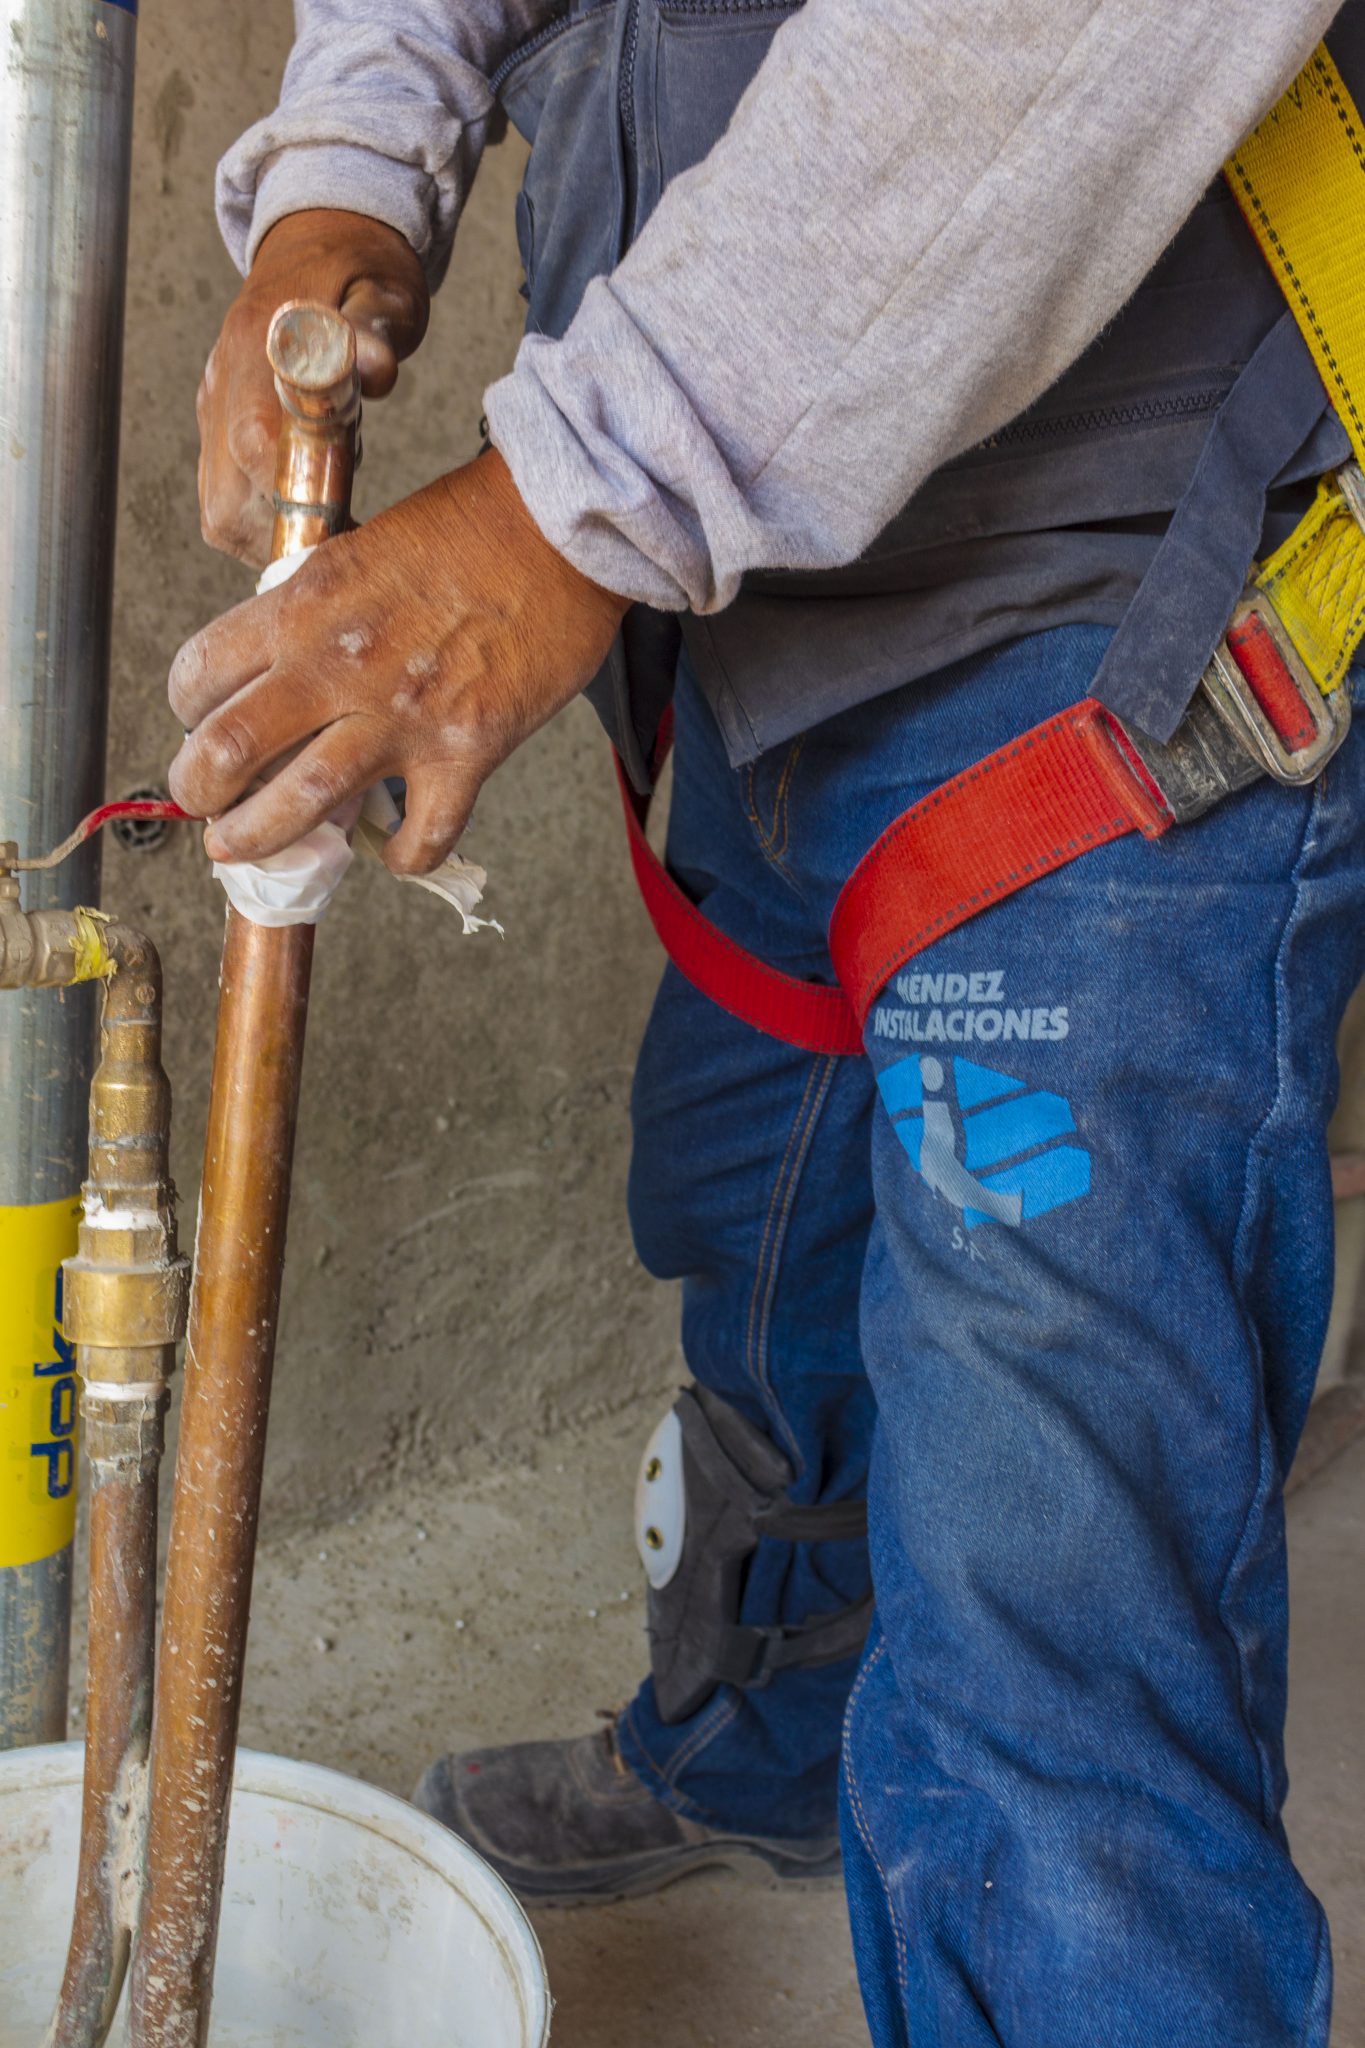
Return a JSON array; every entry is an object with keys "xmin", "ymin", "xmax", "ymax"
[{"xmin": 411, "ymin": 1724, "xmax": 841, "ymax": 1906}]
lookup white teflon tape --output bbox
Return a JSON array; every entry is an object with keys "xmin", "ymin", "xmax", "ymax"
[
  {"xmin": 209, "ymin": 546, "xmax": 499, "ymax": 934},
  {"xmin": 80, "ymin": 1194, "xmax": 166, "ymax": 1233},
  {"xmin": 80, "ymin": 1380, "xmax": 167, "ymax": 1403}
]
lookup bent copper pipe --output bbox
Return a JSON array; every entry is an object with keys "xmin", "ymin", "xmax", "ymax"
[
  {"xmin": 128, "ymin": 303, "xmax": 359, "ymax": 2048},
  {"xmin": 0, "ymin": 886, "xmax": 188, "ymax": 2048}
]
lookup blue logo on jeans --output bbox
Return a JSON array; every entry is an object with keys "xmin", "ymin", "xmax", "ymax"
[{"xmin": 877, "ymin": 1055, "xmax": 1091, "ymax": 1230}]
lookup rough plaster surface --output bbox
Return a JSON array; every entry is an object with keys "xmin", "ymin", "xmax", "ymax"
[
  {"xmin": 100, "ymin": 0, "xmax": 679, "ymax": 1517},
  {"xmin": 100, "ymin": 0, "xmax": 1365, "ymax": 1505}
]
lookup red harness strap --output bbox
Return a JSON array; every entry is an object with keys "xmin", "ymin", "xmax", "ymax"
[
  {"xmin": 617, "ymin": 710, "xmax": 864, "ymax": 1055},
  {"xmin": 619, "ymin": 697, "xmax": 1172, "ymax": 1053},
  {"xmin": 829, "ymin": 700, "xmax": 1172, "ymax": 1026}
]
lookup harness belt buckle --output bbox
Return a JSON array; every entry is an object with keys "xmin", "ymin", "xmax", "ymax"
[
  {"xmin": 1202, "ymin": 588, "xmax": 1350, "ymax": 787},
  {"xmin": 1336, "ymin": 457, "xmax": 1365, "ymax": 536},
  {"xmin": 1117, "ymin": 586, "xmax": 1351, "ymax": 826}
]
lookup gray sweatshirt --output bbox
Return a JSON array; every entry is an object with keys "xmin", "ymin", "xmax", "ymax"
[{"xmin": 219, "ymin": 0, "xmax": 1339, "ymax": 617}]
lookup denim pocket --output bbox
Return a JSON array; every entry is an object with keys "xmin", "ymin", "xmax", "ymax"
[
  {"xmin": 741, "ymin": 733, "xmax": 808, "ymax": 888},
  {"xmin": 654, "ymin": 1, "xmax": 801, "ymax": 186},
  {"xmin": 498, "ymin": 7, "xmax": 623, "ymax": 338}
]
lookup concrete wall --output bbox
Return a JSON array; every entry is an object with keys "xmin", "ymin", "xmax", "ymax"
[
  {"xmin": 102, "ymin": 0, "xmax": 679, "ymax": 1519},
  {"xmin": 96, "ymin": 0, "xmax": 1365, "ymax": 1523}
]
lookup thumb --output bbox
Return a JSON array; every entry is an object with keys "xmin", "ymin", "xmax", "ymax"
[{"xmin": 341, "ymin": 274, "xmax": 428, "ymax": 400}]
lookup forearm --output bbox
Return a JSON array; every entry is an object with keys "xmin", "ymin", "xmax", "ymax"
[
  {"xmin": 216, "ymin": 0, "xmax": 559, "ymax": 285},
  {"xmin": 486, "ymin": 0, "xmax": 1341, "ymax": 613}
]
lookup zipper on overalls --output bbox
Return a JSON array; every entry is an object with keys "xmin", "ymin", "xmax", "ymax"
[
  {"xmin": 617, "ymin": 0, "xmax": 796, "ymax": 238},
  {"xmin": 978, "ymin": 386, "xmax": 1227, "ymax": 453},
  {"xmin": 489, "ymin": 8, "xmax": 575, "ymax": 95},
  {"xmin": 659, "ymin": 0, "xmax": 799, "ymax": 11},
  {"xmin": 619, "ymin": 0, "xmax": 642, "ymax": 232}
]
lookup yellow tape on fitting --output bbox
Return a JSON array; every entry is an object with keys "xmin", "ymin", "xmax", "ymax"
[
  {"xmin": 70, "ymin": 906, "xmax": 115, "ymax": 984},
  {"xmin": 0, "ymin": 1196, "xmax": 82, "ymax": 1569},
  {"xmin": 1227, "ymin": 43, "xmax": 1365, "ymax": 471}
]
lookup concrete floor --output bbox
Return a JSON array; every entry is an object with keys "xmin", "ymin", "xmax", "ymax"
[{"xmin": 70, "ymin": 1405, "xmax": 1362, "ymax": 2047}]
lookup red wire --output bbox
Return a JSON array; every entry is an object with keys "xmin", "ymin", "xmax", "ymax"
[{"xmin": 7, "ymin": 800, "xmax": 190, "ymax": 872}]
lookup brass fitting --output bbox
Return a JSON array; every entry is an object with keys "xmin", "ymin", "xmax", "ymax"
[
  {"xmin": 61, "ymin": 927, "xmax": 190, "ymax": 1393},
  {"xmin": 0, "ymin": 861, "xmax": 118, "ymax": 992},
  {"xmin": 0, "ymin": 863, "xmax": 189, "ymax": 1388}
]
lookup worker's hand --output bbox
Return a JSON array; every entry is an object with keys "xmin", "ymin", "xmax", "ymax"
[
  {"xmin": 167, "ymin": 451, "xmax": 630, "ymax": 875},
  {"xmin": 198, "ymin": 208, "xmax": 429, "ymax": 567}
]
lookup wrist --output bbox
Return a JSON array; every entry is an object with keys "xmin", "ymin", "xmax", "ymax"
[
  {"xmin": 250, "ymin": 207, "xmax": 426, "ymax": 308},
  {"xmin": 437, "ymin": 452, "xmax": 631, "ymax": 640}
]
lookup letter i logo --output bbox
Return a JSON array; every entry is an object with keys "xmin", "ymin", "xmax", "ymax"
[{"xmin": 875, "ymin": 1055, "xmax": 1091, "ymax": 1230}]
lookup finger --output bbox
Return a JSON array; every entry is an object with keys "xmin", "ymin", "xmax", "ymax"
[
  {"xmin": 199, "ymin": 448, "xmax": 273, "ymax": 568},
  {"xmin": 169, "ymin": 662, "xmax": 329, "ymax": 820},
  {"xmin": 203, "ymin": 718, "xmax": 387, "ymax": 864},
  {"xmin": 342, "ymin": 275, "xmax": 427, "ymax": 399},
  {"xmin": 198, "ymin": 337, "xmax": 282, "ymax": 561},
  {"xmin": 168, "ymin": 584, "xmax": 282, "ymax": 728},
  {"xmin": 383, "ymin": 765, "xmax": 480, "ymax": 877},
  {"xmin": 225, "ymin": 400, "xmax": 278, "ymax": 485}
]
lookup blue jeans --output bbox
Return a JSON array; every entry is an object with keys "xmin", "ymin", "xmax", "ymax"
[{"xmin": 617, "ymin": 628, "xmax": 1365, "ymax": 2047}]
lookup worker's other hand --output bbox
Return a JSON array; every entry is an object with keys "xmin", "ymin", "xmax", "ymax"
[
  {"xmin": 167, "ymin": 452, "xmax": 629, "ymax": 875},
  {"xmin": 198, "ymin": 208, "xmax": 429, "ymax": 567}
]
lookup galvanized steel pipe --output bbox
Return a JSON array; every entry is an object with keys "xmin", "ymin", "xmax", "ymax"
[{"xmin": 0, "ymin": 0, "xmax": 137, "ymax": 1748}]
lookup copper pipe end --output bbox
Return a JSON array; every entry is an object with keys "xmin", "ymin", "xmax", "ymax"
[
  {"xmin": 266, "ymin": 302, "xmax": 360, "ymax": 558},
  {"xmin": 266, "ymin": 301, "xmax": 359, "ymax": 424}
]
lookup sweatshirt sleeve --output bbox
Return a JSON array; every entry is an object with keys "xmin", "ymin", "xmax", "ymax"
[
  {"xmin": 484, "ymin": 0, "xmax": 1344, "ymax": 614},
  {"xmin": 215, "ymin": 0, "xmax": 559, "ymax": 286}
]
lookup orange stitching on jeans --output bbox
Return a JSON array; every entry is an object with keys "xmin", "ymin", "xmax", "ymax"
[
  {"xmin": 744, "ymin": 738, "xmax": 806, "ymax": 872},
  {"xmin": 770, "ymin": 737, "xmax": 804, "ymax": 865}
]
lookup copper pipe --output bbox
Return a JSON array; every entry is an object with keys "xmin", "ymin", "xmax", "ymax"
[
  {"xmin": 44, "ymin": 1387, "xmax": 163, "ymax": 2048},
  {"xmin": 267, "ymin": 298, "xmax": 361, "ymax": 558},
  {"xmin": 128, "ymin": 303, "xmax": 358, "ymax": 2048},
  {"xmin": 126, "ymin": 916, "xmax": 312, "ymax": 2045},
  {"xmin": 0, "ymin": 880, "xmax": 187, "ymax": 2048}
]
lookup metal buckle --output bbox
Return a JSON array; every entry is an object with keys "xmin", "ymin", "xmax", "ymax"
[
  {"xmin": 1119, "ymin": 585, "xmax": 1351, "ymax": 826},
  {"xmin": 1337, "ymin": 457, "xmax": 1365, "ymax": 535},
  {"xmin": 1201, "ymin": 589, "xmax": 1349, "ymax": 787}
]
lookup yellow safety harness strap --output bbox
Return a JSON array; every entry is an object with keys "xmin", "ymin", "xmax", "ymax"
[
  {"xmin": 1226, "ymin": 42, "xmax": 1365, "ymax": 695},
  {"xmin": 1257, "ymin": 472, "xmax": 1365, "ymax": 697},
  {"xmin": 1227, "ymin": 44, "xmax": 1365, "ymax": 468}
]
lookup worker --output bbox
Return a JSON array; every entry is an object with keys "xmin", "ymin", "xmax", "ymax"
[{"xmin": 175, "ymin": 2, "xmax": 1365, "ymax": 2040}]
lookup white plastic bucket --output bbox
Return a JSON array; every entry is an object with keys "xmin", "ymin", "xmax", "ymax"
[{"xmin": 0, "ymin": 1742, "xmax": 550, "ymax": 2047}]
